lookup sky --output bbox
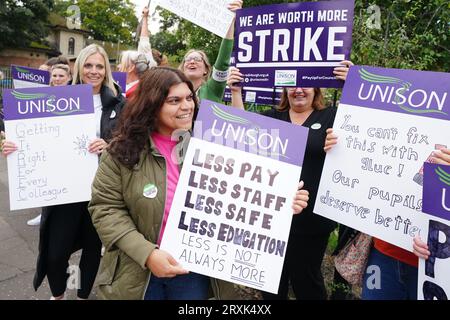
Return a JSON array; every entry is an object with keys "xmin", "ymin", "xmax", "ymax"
[{"xmin": 130, "ymin": 0, "xmax": 161, "ymax": 34}]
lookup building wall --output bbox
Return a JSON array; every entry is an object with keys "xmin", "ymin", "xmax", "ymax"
[
  {"xmin": 0, "ymin": 49, "xmax": 49, "ymax": 68},
  {"xmin": 59, "ymin": 31, "xmax": 85, "ymax": 59}
]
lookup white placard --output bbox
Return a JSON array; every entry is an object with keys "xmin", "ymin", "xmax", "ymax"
[
  {"xmin": 3, "ymin": 85, "xmax": 98, "ymax": 210},
  {"xmin": 160, "ymin": 138, "xmax": 301, "ymax": 293},
  {"xmin": 159, "ymin": 99, "xmax": 308, "ymax": 294},
  {"xmin": 314, "ymin": 104, "xmax": 449, "ymax": 251},
  {"xmin": 417, "ymin": 214, "xmax": 450, "ymax": 300},
  {"xmin": 156, "ymin": 0, "xmax": 234, "ymax": 38}
]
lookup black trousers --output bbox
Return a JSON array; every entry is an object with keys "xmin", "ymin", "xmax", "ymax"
[
  {"xmin": 262, "ymin": 233, "xmax": 330, "ymax": 300},
  {"xmin": 46, "ymin": 202, "xmax": 102, "ymax": 299}
]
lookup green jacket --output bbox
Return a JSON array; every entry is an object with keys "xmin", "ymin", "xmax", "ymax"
[
  {"xmin": 198, "ymin": 38, "xmax": 233, "ymax": 103},
  {"xmin": 88, "ymin": 137, "xmax": 239, "ymax": 300}
]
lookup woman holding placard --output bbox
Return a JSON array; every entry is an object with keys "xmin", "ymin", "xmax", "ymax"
[
  {"xmin": 2, "ymin": 44, "xmax": 126, "ymax": 300},
  {"xmin": 87, "ymin": 66, "xmax": 310, "ymax": 299},
  {"xmin": 228, "ymin": 61, "xmax": 353, "ymax": 300},
  {"xmin": 178, "ymin": 0, "xmax": 243, "ymax": 105}
]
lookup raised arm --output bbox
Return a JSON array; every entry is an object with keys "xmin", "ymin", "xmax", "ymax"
[{"xmin": 137, "ymin": 6, "xmax": 157, "ymax": 68}]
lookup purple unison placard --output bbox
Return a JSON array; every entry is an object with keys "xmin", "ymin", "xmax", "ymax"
[
  {"xmin": 112, "ymin": 72, "xmax": 127, "ymax": 94},
  {"xmin": 194, "ymin": 100, "xmax": 309, "ymax": 167},
  {"xmin": 11, "ymin": 65, "xmax": 50, "ymax": 86},
  {"xmin": 3, "ymin": 85, "xmax": 94, "ymax": 121},
  {"xmin": 234, "ymin": 0, "xmax": 354, "ymax": 89},
  {"xmin": 341, "ymin": 66, "xmax": 450, "ymax": 122},
  {"xmin": 423, "ymin": 163, "xmax": 450, "ymax": 221}
]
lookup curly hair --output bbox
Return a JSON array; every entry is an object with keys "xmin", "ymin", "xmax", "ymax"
[{"xmin": 108, "ymin": 67, "xmax": 198, "ymax": 169}]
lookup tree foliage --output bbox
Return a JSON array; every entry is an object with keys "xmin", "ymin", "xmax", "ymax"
[
  {"xmin": 152, "ymin": 0, "xmax": 449, "ymax": 72},
  {"xmin": 54, "ymin": 0, "xmax": 138, "ymax": 45},
  {"xmin": 0, "ymin": 0, "xmax": 54, "ymax": 51}
]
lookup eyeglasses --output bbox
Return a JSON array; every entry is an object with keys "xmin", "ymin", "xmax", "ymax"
[
  {"xmin": 184, "ymin": 56, "xmax": 203, "ymax": 63},
  {"xmin": 287, "ymin": 87, "xmax": 311, "ymax": 92}
]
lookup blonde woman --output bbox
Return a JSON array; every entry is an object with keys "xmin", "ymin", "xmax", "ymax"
[
  {"xmin": 50, "ymin": 64, "xmax": 71, "ymax": 86},
  {"xmin": 30, "ymin": 44, "xmax": 124, "ymax": 299}
]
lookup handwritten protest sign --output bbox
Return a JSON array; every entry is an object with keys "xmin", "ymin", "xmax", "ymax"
[
  {"xmin": 11, "ymin": 65, "xmax": 50, "ymax": 89},
  {"xmin": 314, "ymin": 66, "xmax": 450, "ymax": 251},
  {"xmin": 160, "ymin": 100, "xmax": 308, "ymax": 293},
  {"xmin": 156, "ymin": 0, "xmax": 235, "ymax": 38},
  {"xmin": 3, "ymin": 85, "xmax": 98, "ymax": 210},
  {"xmin": 417, "ymin": 163, "xmax": 450, "ymax": 300},
  {"xmin": 234, "ymin": 0, "xmax": 354, "ymax": 88}
]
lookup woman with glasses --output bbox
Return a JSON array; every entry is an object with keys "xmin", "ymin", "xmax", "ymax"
[
  {"xmin": 178, "ymin": 0, "xmax": 243, "ymax": 105},
  {"xmin": 227, "ymin": 61, "xmax": 353, "ymax": 300}
]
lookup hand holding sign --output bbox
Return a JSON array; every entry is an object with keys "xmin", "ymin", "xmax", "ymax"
[
  {"xmin": 333, "ymin": 60, "xmax": 354, "ymax": 81},
  {"xmin": 324, "ymin": 128, "xmax": 338, "ymax": 152},
  {"xmin": 146, "ymin": 249, "xmax": 189, "ymax": 278},
  {"xmin": 1, "ymin": 140, "xmax": 18, "ymax": 156},
  {"xmin": 88, "ymin": 138, "xmax": 107, "ymax": 155},
  {"xmin": 292, "ymin": 181, "xmax": 309, "ymax": 215},
  {"xmin": 431, "ymin": 148, "xmax": 450, "ymax": 165},
  {"xmin": 413, "ymin": 236, "xmax": 430, "ymax": 260}
]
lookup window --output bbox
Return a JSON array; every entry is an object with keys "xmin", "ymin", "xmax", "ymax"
[{"xmin": 68, "ymin": 37, "xmax": 75, "ymax": 56}]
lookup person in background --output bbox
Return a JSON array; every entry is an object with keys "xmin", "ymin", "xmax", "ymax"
[
  {"xmin": 179, "ymin": 0, "xmax": 243, "ymax": 105},
  {"xmin": 50, "ymin": 64, "xmax": 72, "ymax": 87},
  {"xmin": 325, "ymin": 127, "xmax": 450, "ymax": 300},
  {"xmin": 152, "ymin": 49, "xmax": 169, "ymax": 67},
  {"xmin": 39, "ymin": 55, "xmax": 70, "ymax": 72},
  {"xmin": 117, "ymin": 6, "xmax": 157, "ymax": 98},
  {"xmin": 228, "ymin": 61, "xmax": 353, "ymax": 300}
]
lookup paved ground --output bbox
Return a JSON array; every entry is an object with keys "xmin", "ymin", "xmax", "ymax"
[{"xmin": 0, "ymin": 157, "xmax": 95, "ymax": 300}]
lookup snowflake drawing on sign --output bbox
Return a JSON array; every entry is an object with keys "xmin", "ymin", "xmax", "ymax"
[{"xmin": 73, "ymin": 134, "xmax": 89, "ymax": 155}]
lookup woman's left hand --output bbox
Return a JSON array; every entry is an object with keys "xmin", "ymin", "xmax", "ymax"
[
  {"xmin": 333, "ymin": 60, "xmax": 354, "ymax": 81},
  {"xmin": 88, "ymin": 138, "xmax": 107, "ymax": 155},
  {"xmin": 292, "ymin": 181, "xmax": 309, "ymax": 215}
]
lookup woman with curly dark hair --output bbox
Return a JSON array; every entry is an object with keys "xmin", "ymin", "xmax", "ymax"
[{"xmin": 87, "ymin": 67, "xmax": 235, "ymax": 299}]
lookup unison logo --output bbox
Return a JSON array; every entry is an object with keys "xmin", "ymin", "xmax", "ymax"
[
  {"xmin": 15, "ymin": 67, "xmax": 46, "ymax": 84},
  {"xmin": 436, "ymin": 166, "xmax": 450, "ymax": 212},
  {"xmin": 11, "ymin": 91, "xmax": 82, "ymax": 116},
  {"xmin": 275, "ymin": 70, "xmax": 297, "ymax": 86},
  {"xmin": 209, "ymin": 104, "xmax": 289, "ymax": 159},
  {"xmin": 357, "ymin": 68, "xmax": 447, "ymax": 115}
]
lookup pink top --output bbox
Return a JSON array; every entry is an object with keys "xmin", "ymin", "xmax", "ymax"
[{"xmin": 151, "ymin": 132, "xmax": 179, "ymax": 246}]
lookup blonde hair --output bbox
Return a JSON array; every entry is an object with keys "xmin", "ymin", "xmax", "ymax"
[
  {"xmin": 178, "ymin": 49, "xmax": 211, "ymax": 82},
  {"xmin": 50, "ymin": 64, "xmax": 72, "ymax": 86},
  {"xmin": 51, "ymin": 63, "xmax": 71, "ymax": 75},
  {"xmin": 72, "ymin": 44, "xmax": 117, "ymax": 96}
]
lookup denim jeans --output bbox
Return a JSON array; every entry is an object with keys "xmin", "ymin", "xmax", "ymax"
[
  {"xmin": 144, "ymin": 272, "xmax": 210, "ymax": 300},
  {"xmin": 362, "ymin": 248, "xmax": 418, "ymax": 300}
]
